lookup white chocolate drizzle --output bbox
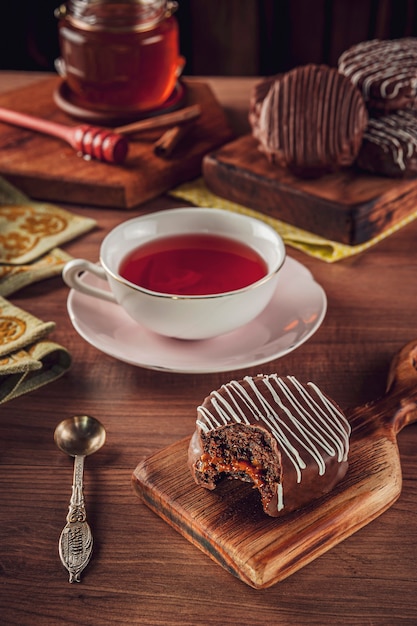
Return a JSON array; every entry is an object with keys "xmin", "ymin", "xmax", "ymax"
[
  {"xmin": 362, "ymin": 110, "xmax": 417, "ymax": 171},
  {"xmin": 196, "ymin": 375, "xmax": 351, "ymax": 511},
  {"xmin": 338, "ymin": 38, "xmax": 417, "ymax": 103}
]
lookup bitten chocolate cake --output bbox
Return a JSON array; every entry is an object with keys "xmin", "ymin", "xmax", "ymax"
[
  {"xmin": 255, "ymin": 64, "xmax": 368, "ymax": 177},
  {"xmin": 338, "ymin": 38, "xmax": 417, "ymax": 112},
  {"xmin": 188, "ymin": 375, "xmax": 351, "ymax": 517},
  {"xmin": 357, "ymin": 110, "xmax": 417, "ymax": 178}
]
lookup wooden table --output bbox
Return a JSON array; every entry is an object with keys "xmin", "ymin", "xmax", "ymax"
[{"xmin": 1, "ymin": 72, "xmax": 416, "ymax": 626}]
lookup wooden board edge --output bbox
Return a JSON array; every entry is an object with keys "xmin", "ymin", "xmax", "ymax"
[
  {"xmin": 202, "ymin": 136, "xmax": 417, "ymax": 245},
  {"xmin": 2, "ymin": 172, "xmax": 130, "ymax": 209},
  {"xmin": 131, "ymin": 469, "xmax": 251, "ymax": 585},
  {"xmin": 202, "ymin": 150, "xmax": 356, "ymax": 245}
]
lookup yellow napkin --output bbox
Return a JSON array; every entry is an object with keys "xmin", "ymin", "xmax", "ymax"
[
  {"xmin": 0, "ymin": 296, "xmax": 71, "ymax": 403},
  {"xmin": 0, "ymin": 176, "xmax": 96, "ymax": 294},
  {"xmin": 170, "ymin": 178, "xmax": 417, "ymax": 263}
]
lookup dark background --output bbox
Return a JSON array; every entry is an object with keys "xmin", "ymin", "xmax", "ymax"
[{"xmin": 1, "ymin": 0, "xmax": 417, "ymax": 76}]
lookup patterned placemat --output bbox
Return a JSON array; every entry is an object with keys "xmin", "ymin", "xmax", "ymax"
[
  {"xmin": 0, "ymin": 177, "xmax": 95, "ymax": 400},
  {"xmin": 0, "ymin": 296, "xmax": 71, "ymax": 403},
  {"xmin": 170, "ymin": 178, "xmax": 417, "ymax": 263},
  {"xmin": 0, "ymin": 176, "xmax": 96, "ymax": 295}
]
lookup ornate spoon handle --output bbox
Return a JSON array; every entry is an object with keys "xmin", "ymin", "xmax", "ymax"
[{"xmin": 59, "ymin": 454, "xmax": 93, "ymax": 583}]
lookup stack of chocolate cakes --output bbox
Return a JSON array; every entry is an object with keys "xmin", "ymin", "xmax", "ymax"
[
  {"xmin": 339, "ymin": 38, "xmax": 417, "ymax": 178},
  {"xmin": 250, "ymin": 38, "xmax": 417, "ymax": 179}
]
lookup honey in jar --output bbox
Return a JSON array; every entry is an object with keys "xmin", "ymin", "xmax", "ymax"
[{"xmin": 55, "ymin": 0, "xmax": 182, "ymax": 112}]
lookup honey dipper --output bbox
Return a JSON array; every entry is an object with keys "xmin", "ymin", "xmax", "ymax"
[{"xmin": 0, "ymin": 106, "xmax": 129, "ymax": 164}]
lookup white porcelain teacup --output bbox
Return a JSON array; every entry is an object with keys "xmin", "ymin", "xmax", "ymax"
[{"xmin": 62, "ymin": 207, "xmax": 286, "ymax": 340}]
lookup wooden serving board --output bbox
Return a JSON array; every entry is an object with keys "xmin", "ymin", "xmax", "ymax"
[
  {"xmin": 202, "ymin": 134, "xmax": 417, "ymax": 245},
  {"xmin": 0, "ymin": 77, "xmax": 232, "ymax": 209},
  {"xmin": 132, "ymin": 339, "xmax": 417, "ymax": 589}
]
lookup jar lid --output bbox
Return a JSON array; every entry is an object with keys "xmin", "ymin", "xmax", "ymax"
[{"xmin": 57, "ymin": 0, "xmax": 177, "ymax": 32}]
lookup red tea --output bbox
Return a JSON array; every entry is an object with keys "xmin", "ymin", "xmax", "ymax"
[{"xmin": 119, "ymin": 233, "xmax": 268, "ymax": 295}]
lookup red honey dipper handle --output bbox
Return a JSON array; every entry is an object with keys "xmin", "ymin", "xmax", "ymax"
[{"xmin": 0, "ymin": 106, "xmax": 128, "ymax": 164}]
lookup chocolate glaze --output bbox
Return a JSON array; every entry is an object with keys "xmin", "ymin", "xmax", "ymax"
[
  {"xmin": 248, "ymin": 74, "xmax": 280, "ymax": 140},
  {"xmin": 338, "ymin": 38, "xmax": 417, "ymax": 112},
  {"xmin": 357, "ymin": 110, "xmax": 417, "ymax": 178},
  {"xmin": 256, "ymin": 64, "xmax": 368, "ymax": 177},
  {"xmin": 188, "ymin": 375, "xmax": 351, "ymax": 517}
]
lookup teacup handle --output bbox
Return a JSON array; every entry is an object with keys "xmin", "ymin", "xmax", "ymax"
[{"xmin": 63, "ymin": 259, "xmax": 117, "ymax": 303}]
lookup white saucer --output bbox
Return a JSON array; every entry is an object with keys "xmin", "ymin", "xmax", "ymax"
[{"xmin": 66, "ymin": 257, "xmax": 327, "ymax": 373}]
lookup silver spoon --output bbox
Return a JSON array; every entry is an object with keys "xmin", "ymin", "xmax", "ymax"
[{"xmin": 54, "ymin": 415, "xmax": 106, "ymax": 583}]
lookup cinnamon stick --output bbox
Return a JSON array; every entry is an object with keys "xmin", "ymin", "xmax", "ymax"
[
  {"xmin": 116, "ymin": 104, "xmax": 201, "ymax": 136},
  {"xmin": 153, "ymin": 124, "xmax": 192, "ymax": 158}
]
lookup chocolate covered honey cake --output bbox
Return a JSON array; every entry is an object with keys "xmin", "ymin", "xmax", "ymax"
[
  {"xmin": 188, "ymin": 375, "xmax": 351, "ymax": 517},
  {"xmin": 338, "ymin": 38, "xmax": 417, "ymax": 113},
  {"xmin": 357, "ymin": 110, "xmax": 417, "ymax": 178},
  {"xmin": 255, "ymin": 64, "xmax": 368, "ymax": 177}
]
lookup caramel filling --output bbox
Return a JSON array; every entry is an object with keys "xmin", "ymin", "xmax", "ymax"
[{"xmin": 199, "ymin": 453, "xmax": 266, "ymax": 489}]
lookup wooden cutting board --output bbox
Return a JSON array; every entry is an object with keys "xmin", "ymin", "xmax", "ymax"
[
  {"xmin": 132, "ymin": 339, "xmax": 417, "ymax": 589},
  {"xmin": 0, "ymin": 77, "xmax": 232, "ymax": 209},
  {"xmin": 202, "ymin": 134, "xmax": 417, "ymax": 245}
]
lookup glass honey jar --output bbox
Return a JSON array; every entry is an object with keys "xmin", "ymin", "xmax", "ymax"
[{"xmin": 55, "ymin": 0, "xmax": 183, "ymax": 112}]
